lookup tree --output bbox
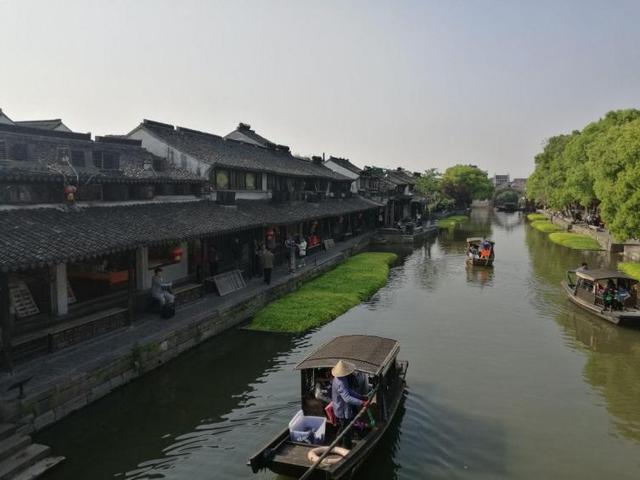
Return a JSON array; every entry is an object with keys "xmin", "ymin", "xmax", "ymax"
[
  {"xmin": 587, "ymin": 118, "xmax": 640, "ymax": 241},
  {"xmin": 415, "ymin": 168, "xmax": 451, "ymax": 214},
  {"xmin": 440, "ymin": 165, "xmax": 494, "ymax": 208},
  {"xmin": 494, "ymin": 189, "xmax": 519, "ymax": 206}
]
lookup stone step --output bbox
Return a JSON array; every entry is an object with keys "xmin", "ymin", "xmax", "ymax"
[
  {"xmin": 0, "ymin": 444, "xmax": 50, "ymax": 480},
  {"xmin": 0, "ymin": 426, "xmax": 16, "ymax": 443},
  {"xmin": 11, "ymin": 456, "xmax": 65, "ymax": 480},
  {"xmin": 0, "ymin": 435, "xmax": 31, "ymax": 463}
]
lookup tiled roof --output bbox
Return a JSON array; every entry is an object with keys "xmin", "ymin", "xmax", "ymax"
[
  {"xmin": 15, "ymin": 119, "xmax": 69, "ymax": 131},
  {"xmin": 138, "ymin": 120, "xmax": 349, "ymax": 181},
  {"xmin": 0, "ymin": 197, "xmax": 382, "ymax": 271},
  {"xmin": 225, "ymin": 123, "xmax": 275, "ymax": 148},
  {"xmin": 326, "ymin": 157, "xmax": 362, "ymax": 175},
  {"xmin": 385, "ymin": 169, "xmax": 416, "ymax": 185}
]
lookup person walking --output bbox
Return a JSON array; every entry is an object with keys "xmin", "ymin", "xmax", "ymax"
[
  {"xmin": 285, "ymin": 235, "xmax": 296, "ymax": 273},
  {"xmin": 297, "ymin": 235, "xmax": 307, "ymax": 268},
  {"xmin": 262, "ymin": 248, "xmax": 274, "ymax": 285}
]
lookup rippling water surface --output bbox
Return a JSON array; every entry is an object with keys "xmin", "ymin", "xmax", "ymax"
[{"xmin": 39, "ymin": 210, "xmax": 640, "ymax": 479}]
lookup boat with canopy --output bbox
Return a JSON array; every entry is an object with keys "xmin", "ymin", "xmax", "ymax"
[
  {"xmin": 248, "ymin": 335, "xmax": 407, "ymax": 479},
  {"xmin": 466, "ymin": 237, "xmax": 495, "ymax": 266},
  {"xmin": 561, "ymin": 268, "xmax": 640, "ymax": 325}
]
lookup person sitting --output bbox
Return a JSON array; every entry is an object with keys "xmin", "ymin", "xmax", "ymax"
[
  {"xmin": 151, "ymin": 267, "xmax": 175, "ymax": 308},
  {"xmin": 577, "ymin": 262, "xmax": 588, "ymax": 272},
  {"xmin": 479, "ymin": 247, "xmax": 491, "ymax": 259},
  {"xmin": 314, "ymin": 369, "xmax": 332, "ymax": 404},
  {"xmin": 602, "ymin": 279, "xmax": 616, "ymax": 312},
  {"xmin": 331, "ymin": 360, "xmax": 369, "ymax": 448}
]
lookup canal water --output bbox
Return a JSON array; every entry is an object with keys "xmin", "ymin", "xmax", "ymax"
[{"xmin": 38, "ymin": 210, "xmax": 640, "ymax": 479}]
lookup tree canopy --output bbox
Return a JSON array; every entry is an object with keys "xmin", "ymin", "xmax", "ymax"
[
  {"xmin": 440, "ymin": 165, "xmax": 494, "ymax": 208},
  {"xmin": 526, "ymin": 109, "xmax": 640, "ymax": 241}
]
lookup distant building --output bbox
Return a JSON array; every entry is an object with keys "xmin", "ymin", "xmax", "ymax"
[
  {"xmin": 0, "ymin": 108, "xmax": 14, "ymax": 125},
  {"xmin": 492, "ymin": 174, "xmax": 510, "ymax": 188},
  {"xmin": 14, "ymin": 118, "xmax": 73, "ymax": 133},
  {"xmin": 511, "ymin": 177, "xmax": 527, "ymax": 192}
]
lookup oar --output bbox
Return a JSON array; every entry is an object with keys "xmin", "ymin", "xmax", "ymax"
[{"xmin": 299, "ymin": 385, "xmax": 379, "ymax": 480}]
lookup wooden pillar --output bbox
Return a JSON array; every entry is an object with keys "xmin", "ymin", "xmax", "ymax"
[
  {"xmin": 136, "ymin": 246, "xmax": 150, "ymax": 290},
  {"xmin": 50, "ymin": 263, "xmax": 68, "ymax": 316},
  {"xmin": 0, "ymin": 272, "xmax": 13, "ymax": 372},
  {"xmin": 127, "ymin": 251, "xmax": 135, "ymax": 325}
]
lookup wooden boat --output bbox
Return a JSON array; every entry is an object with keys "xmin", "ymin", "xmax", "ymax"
[
  {"xmin": 249, "ymin": 335, "xmax": 408, "ymax": 479},
  {"xmin": 466, "ymin": 237, "xmax": 495, "ymax": 267},
  {"xmin": 561, "ymin": 269, "xmax": 640, "ymax": 325}
]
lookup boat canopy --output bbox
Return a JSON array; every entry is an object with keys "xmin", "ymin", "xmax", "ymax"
[
  {"xmin": 295, "ymin": 335, "xmax": 400, "ymax": 376},
  {"xmin": 466, "ymin": 237, "xmax": 494, "ymax": 244},
  {"xmin": 574, "ymin": 269, "xmax": 635, "ymax": 282}
]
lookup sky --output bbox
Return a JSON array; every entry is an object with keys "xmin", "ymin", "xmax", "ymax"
[{"xmin": 1, "ymin": 0, "xmax": 639, "ymax": 178}]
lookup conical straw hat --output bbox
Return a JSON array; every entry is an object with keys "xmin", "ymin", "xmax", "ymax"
[{"xmin": 331, "ymin": 360, "xmax": 356, "ymax": 378}]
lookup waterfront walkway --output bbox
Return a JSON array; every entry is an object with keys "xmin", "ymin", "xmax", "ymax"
[{"xmin": 0, "ymin": 233, "xmax": 372, "ymax": 430}]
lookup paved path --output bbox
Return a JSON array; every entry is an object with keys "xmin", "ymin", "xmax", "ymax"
[{"xmin": 0, "ymin": 234, "xmax": 369, "ymax": 406}]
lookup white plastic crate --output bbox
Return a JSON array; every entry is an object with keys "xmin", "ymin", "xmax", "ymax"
[{"xmin": 288, "ymin": 410, "xmax": 326, "ymax": 444}]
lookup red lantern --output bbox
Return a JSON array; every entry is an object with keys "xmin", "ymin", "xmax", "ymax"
[
  {"xmin": 64, "ymin": 185, "xmax": 77, "ymax": 203},
  {"xmin": 172, "ymin": 246, "xmax": 183, "ymax": 262}
]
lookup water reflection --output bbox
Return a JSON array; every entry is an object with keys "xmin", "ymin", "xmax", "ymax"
[
  {"xmin": 38, "ymin": 330, "xmax": 298, "ymax": 480},
  {"xmin": 525, "ymin": 224, "xmax": 640, "ymax": 444},
  {"xmin": 465, "ymin": 264, "xmax": 494, "ymax": 288}
]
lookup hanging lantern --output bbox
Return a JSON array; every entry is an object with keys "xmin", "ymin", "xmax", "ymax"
[
  {"xmin": 172, "ymin": 246, "xmax": 183, "ymax": 262},
  {"xmin": 64, "ymin": 185, "xmax": 77, "ymax": 203}
]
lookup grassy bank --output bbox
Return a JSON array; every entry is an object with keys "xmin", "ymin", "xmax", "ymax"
[
  {"xmin": 548, "ymin": 232, "xmax": 602, "ymax": 250},
  {"xmin": 527, "ymin": 213, "xmax": 548, "ymax": 221},
  {"xmin": 248, "ymin": 252, "xmax": 398, "ymax": 333},
  {"xmin": 619, "ymin": 262, "xmax": 640, "ymax": 280},
  {"xmin": 530, "ymin": 220, "xmax": 561, "ymax": 233},
  {"xmin": 437, "ymin": 215, "xmax": 468, "ymax": 228}
]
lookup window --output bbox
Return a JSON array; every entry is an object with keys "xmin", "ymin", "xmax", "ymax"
[
  {"xmin": 267, "ymin": 174, "xmax": 276, "ymax": 190},
  {"xmin": 216, "ymin": 169, "xmax": 229, "ymax": 189},
  {"xmin": 71, "ymin": 150, "xmax": 85, "ymax": 167},
  {"xmin": 9, "ymin": 143, "xmax": 28, "ymax": 161},
  {"xmin": 92, "ymin": 151, "xmax": 103, "ymax": 168},
  {"xmin": 180, "ymin": 153, "xmax": 187, "ymax": 169},
  {"xmin": 0, "ymin": 141, "xmax": 6, "ymax": 160},
  {"xmin": 246, "ymin": 172, "xmax": 256, "ymax": 190},
  {"xmin": 103, "ymin": 152, "xmax": 119, "ymax": 170}
]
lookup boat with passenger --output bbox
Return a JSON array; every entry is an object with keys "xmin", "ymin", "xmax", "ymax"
[
  {"xmin": 561, "ymin": 268, "xmax": 640, "ymax": 325},
  {"xmin": 466, "ymin": 237, "xmax": 495, "ymax": 266},
  {"xmin": 249, "ymin": 335, "xmax": 408, "ymax": 479}
]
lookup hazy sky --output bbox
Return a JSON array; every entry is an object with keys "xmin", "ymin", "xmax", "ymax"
[{"xmin": 1, "ymin": 0, "xmax": 639, "ymax": 177}]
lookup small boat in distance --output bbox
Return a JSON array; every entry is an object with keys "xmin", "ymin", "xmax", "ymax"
[
  {"xmin": 249, "ymin": 335, "xmax": 408, "ymax": 479},
  {"xmin": 561, "ymin": 269, "xmax": 640, "ymax": 325},
  {"xmin": 466, "ymin": 237, "xmax": 495, "ymax": 267}
]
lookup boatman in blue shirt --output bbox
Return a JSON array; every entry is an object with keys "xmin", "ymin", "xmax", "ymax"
[{"xmin": 331, "ymin": 360, "xmax": 369, "ymax": 448}]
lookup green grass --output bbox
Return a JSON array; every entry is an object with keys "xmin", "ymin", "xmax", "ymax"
[
  {"xmin": 530, "ymin": 220, "xmax": 561, "ymax": 233},
  {"xmin": 527, "ymin": 213, "xmax": 548, "ymax": 221},
  {"xmin": 248, "ymin": 252, "xmax": 398, "ymax": 333},
  {"xmin": 436, "ymin": 215, "xmax": 469, "ymax": 228},
  {"xmin": 548, "ymin": 232, "xmax": 602, "ymax": 250},
  {"xmin": 619, "ymin": 262, "xmax": 640, "ymax": 280}
]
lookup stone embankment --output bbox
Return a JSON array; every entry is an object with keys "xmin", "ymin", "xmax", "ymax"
[{"xmin": 0, "ymin": 234, "xmax": 373, "ymax": 435}]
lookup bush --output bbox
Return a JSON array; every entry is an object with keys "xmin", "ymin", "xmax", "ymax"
[
  {"xmin": 530, "ymin": 220, "xmax": 561, "ymax": 233},
  {"xmin": 249, "ymin": 252, "xmax": 398, "ymax": 333},
  {"xmin": 618, "ymin": 262, "xmax": 640, "ymax": 280},
  {"xmin": 548, "ymin": 232, "xmax": 602, "ymax": 250},
  {"xmin": 436, "ymin": 215, "xmax": 468, "ymax": 229}
]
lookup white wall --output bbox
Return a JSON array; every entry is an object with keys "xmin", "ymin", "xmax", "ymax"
[
  {"xmin": 324, "ymin": 160, "xmax": 359, "ymax": 193},
  {"xmin": 225, "ymin": 131, "xmax": 264, "ymax": 146},
  {"xmin": 128, "ymin": 127, "xmax": 208, "ymax": 177}
]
